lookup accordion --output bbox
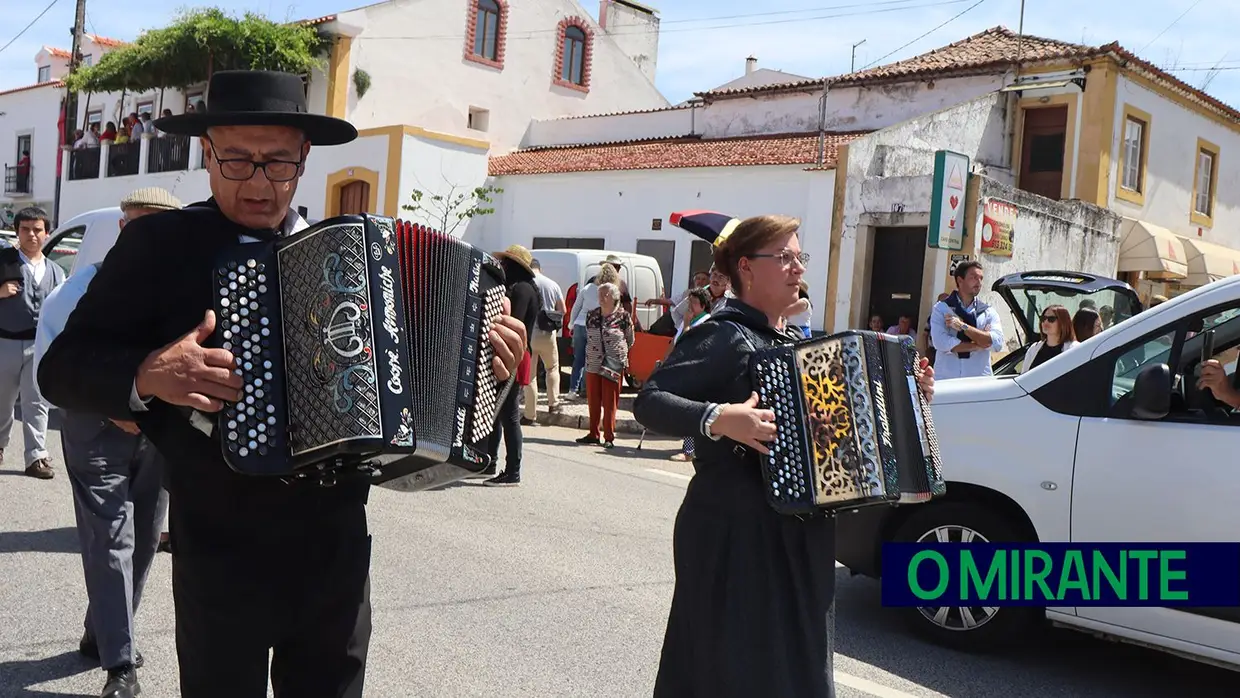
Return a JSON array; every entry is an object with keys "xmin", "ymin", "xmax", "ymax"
[
  {"xmin": 209, "ymin": 214, "xmax": 514, "ymax": 491},
  {"xmin": 750, "ymin": 330, "xmax": 944, "ymax": 517}
]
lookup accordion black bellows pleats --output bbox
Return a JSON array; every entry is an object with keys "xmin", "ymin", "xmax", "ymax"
[
  {"xmin": 749, "ymin": 330, "xmax": 945, "ymax": 517},
  {"xmin": 209, "ymin": 214, "xmax": 513, "ymax": 491}
]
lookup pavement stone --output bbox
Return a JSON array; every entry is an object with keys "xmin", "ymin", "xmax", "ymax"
[{"xmin": 522, "ymin": 388, "xmax": 647, "ymax": 436}]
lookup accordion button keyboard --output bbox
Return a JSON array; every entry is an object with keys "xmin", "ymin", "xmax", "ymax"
[{"xmin": 216, "ymin": 255, "xmax": 281, "ymax": 464}]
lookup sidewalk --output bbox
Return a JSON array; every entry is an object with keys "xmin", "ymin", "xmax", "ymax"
[{"xmin": 521, "ymin": 388, "xmax": 646, "ymax": 436}]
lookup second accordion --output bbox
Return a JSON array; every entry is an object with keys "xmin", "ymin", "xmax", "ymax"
[
  {"xmin": 208, "ymin": 213, "xmax": 515, "ymax": 491},
  {"xmin": 749, "ymin": 330, "xmax": 945, "ymax": 516}
]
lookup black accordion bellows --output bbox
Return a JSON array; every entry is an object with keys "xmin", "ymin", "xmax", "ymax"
[
  {"xmin": 209, "ymin": 214, "xmax": 514, "ymax": 491},
  {"xmin": 750, "ymin": 330, "xmax": 945, "ymax": 517}
]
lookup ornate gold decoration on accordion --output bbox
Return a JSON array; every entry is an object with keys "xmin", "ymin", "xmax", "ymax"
[
  {"xmin": 209, "ymin": 213, "xmax": 514, "ymax": 491},
  {"xmin": 750, "ymin": 330, "xmax": 944, "ymax": 516}
]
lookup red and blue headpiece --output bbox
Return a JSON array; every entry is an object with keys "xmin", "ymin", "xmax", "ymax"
[{"xmin": 669, "ymin": 210, "xmax": 742, "ymax": 248}]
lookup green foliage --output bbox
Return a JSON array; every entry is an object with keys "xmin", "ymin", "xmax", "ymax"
[
  {"xmin": 63, "ymin": 8, "xmax": 330, "ymax": 93},
  {"xmin": 401, "ymin": 184, "xmax": 503, "ymax": 236},
  {"xmin": 352, "ymin": 68, "xmax": 371, "ymax": 98}
]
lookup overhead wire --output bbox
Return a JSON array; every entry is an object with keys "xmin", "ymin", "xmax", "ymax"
[
  {"xmin": 0, "ymin": 0, "xmax": 63, "ymax": 57},
  {"xmin": 859, "ymin": 0, "xmax": 989, "ymax": 70}
]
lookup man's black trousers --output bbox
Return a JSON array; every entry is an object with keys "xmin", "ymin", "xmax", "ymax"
[{"xmin": 170, "ymin": 503, "xmax": 373, "ymax": 698}]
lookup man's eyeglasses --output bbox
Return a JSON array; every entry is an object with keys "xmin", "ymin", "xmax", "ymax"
[
  {"xmin": 206, "ymin": 140, "xmax": 303, "ymax": 182},
  {"xmin": 750, "ymin": 250, "xmax": 810, "ymax": 267}
]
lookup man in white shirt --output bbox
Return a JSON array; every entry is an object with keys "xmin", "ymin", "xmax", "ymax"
[
  {"xmin": 34, "ymin": 187, "xmax": 182, "ymax": 698},
  {"xmin": 523, "ymin": 258, "xmax": 566, "ymax": 423},
  {"xmin": 929, "ymin": 260, "xmax": 1005, "ymax": 379},
  {"xmin": 0, "ymin": 206, "xmax": 65, "ymax": 478}
]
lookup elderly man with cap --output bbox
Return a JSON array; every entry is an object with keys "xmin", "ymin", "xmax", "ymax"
[
  {"xmin": 34, "ymin": 186, "xmax": 182, "ymax": 698},
  {"xmin": 37, "ymin": 71, "xmax": 528, "ymax": 698}
]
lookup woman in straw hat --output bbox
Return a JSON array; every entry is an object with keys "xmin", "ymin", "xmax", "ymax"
[{"xmin": 485, "ymin": 244, "xmax": 543, "ymax": 487}]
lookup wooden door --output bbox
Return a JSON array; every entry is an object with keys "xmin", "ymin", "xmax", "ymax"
[
  {"xmin": 338, "ymin": 180, "xmax": 370, "ymax": 215},
  {"xmin": 1019, "ymin": 106, "xmax": 1068, "ymax": 201}
]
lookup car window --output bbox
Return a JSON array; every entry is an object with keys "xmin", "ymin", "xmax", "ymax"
[
  {"xmin": 1111, "ymin": 330, "xmax": 1177, "ymax": 405},
  {"xmin": 46, "ymin": 225, "xmax": 85, "ymax": 276}
]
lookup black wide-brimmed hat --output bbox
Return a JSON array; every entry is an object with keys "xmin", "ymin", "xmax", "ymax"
[
  {"xmin": 153, "ymin": 70, "xmax": 358, "ymax": 146},
  {"xmin": 669, "ymin": 210, "xmax": 741, "ymax": 248}
]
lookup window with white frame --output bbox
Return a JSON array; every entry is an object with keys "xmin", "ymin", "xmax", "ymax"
[
  {"xmin": 1195, "ymin": 149, "xmax": 1215, "ymax": 216},
  {"xmin": 1122, "ymin": 115, "xmax": 1146, "ymax": 192},
  {"xmin": 37, "ymin": 65, "xmax": 50, "ymax": 82}
]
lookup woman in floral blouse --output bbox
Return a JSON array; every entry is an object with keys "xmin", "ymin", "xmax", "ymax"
[{"xmin": 577, "ymin": 282, "xmax": 634, "ymax": 449}]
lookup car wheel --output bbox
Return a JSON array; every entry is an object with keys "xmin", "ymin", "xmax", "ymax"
[{"xmin": 891, "ymin": 502, "xmax": 1041, "ymax": 651}]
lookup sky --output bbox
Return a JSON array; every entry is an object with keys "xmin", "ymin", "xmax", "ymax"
[{"xmin": 2, "ymin": 0, "xmax": 1239, "ymax": 109}]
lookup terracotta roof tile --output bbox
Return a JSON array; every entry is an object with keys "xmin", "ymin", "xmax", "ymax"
[
  {"xmin": 0, "ymin": 80, "xmax": 64, "ymax": 97},
  {"xmin": 547, "ymin": 104, "xmax": 690, "ymax": 121},
  {"xmin": 86, "ymin": 34, "xmax": 126, "ymax": 47},
  {"xmin": 700, "ymin": 26, "xmax": 1093, "ymax": 98},
  {"xmin": 43, "ymin": 46, "xmax": 71, "ymax": 59},
  {"xmin": 299, "ymin": 14, "xmax": 338, "ymax": 26},
  {"xmin": 489, "ymin": 132, "xmax": 866, "ymax": 176}
]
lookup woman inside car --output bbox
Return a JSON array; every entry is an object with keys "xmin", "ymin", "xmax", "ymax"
[
  {"xmin": 635, "ymin": 212, "xmax": 936, "ymax": 698},
  {"xmin": 1020, "ymin": 304, "xmax": 1076, "ymax": 373}
]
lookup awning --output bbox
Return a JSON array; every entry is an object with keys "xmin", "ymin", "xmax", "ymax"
[
  {"xmin": 1178, "ymin": 236, "xmax": 1240, "ymax": 286},
  {"xmin": 999, "ymin": 79, "xmax": 1073, "ymax": 92},
  {"xmin": 1116, "ymin": 218, "xmax": 1188, "ymax": 280}
]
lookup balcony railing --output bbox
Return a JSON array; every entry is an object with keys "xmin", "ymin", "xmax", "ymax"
[
  {"xmin": 62, "ymin": 133, "xmax": 206, "ymax": 185},
  {"xmin": 3, "ymin": 165, "xmax": 32, "ymax": 196}
]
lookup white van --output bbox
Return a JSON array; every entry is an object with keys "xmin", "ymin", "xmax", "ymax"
[
  {"xmin": 531, "ymin": 249, "xmax": 665, "ymax": 329},
  {"xmin": 0, "ymin": 206, "xmax": 120, "ymax": 277}
]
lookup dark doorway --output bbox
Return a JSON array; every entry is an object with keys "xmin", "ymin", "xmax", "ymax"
[
  {"xmin": 1019, "ymin": 105, "xmax": 1068, "ymax": 200},
  {"xmin": 867, "ymin": 227, "xmax": 927, "ymax": 331},
  {"xmin": 338, "ymin": 180, "xmax": 370, "ymax": 215}
]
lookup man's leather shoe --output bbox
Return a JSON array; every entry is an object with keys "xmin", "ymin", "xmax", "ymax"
[
  {"xmin": 80, "ymin": 632, "xmax": 143, "ymax": 668},
  {"xmin": 101, "ymin": 664, "xmax": 139, "ymax": 698}
]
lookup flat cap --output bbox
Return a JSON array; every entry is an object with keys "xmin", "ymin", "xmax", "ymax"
[{"xmin": 120, "ymin": 187, "xmax": 183, "ymax": 212}]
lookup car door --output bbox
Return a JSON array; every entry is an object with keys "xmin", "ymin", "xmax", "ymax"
[{"xmin": 1070, "ymin": 297, "xmax": 1240, "ymax": 656}]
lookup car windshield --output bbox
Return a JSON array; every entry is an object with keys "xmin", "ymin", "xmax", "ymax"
[{"xmin": 1008, "ymin": 285, "xmax": 1141, "ymax": 344}]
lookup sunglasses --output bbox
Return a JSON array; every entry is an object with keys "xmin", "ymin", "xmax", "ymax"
[{"xmin": 1041, "ymin": 315, "xmax": 1058, "ymax": 323}]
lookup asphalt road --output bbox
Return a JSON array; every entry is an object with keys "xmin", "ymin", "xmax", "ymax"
[{"xmin": 0, "ymin": 422, "xmax": 1235, "ymax": 697}]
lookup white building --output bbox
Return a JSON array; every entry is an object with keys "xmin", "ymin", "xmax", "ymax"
[
  {"xmin": 36, "ymin": 0, "xmax": 668, "ymax": 225},
  {"xmin": 477, "ymin": 26, "xmax": 1240, "ymax": 331},
  {"xmin": 0, "ymin": 81, "xmax": 60, "ymax": 227}
]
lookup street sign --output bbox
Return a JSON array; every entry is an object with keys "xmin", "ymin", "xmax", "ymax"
[{"xmin": 928, "ymin": 150, "xmax": 969, "ymax": 251}]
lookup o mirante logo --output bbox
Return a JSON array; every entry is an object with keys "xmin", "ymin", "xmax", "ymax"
[{"xmin": 880, "ymin": 543, "xmax": 1240, "ymax": 607}]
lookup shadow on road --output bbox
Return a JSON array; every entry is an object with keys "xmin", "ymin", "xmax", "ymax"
[
  {"xmin": 521, "ymin": 435, "xmax": 684, "ymax": 464},
  {"xmin": 834, "ymin": 570, "xmax": 1235, "ymax": 697},
  {"xmin": 0, "ymin": 649, "xmax": 94, "ymax": 698},
  {"xmin": 0, "ymin": 527, "xmax": 79, "ymax": 555}
]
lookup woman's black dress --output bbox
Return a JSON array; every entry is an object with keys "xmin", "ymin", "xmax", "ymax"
[{"xmin": 633, "ymin": 300, "xmax": 837, "ymax": 698}]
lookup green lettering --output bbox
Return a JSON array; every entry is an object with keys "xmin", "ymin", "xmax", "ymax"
[
  {"xmin": 962, "ymin": 550, "xmax": 1005, "ymax": 601},
  {"xmin": 908, "ymin": 551, "xmax": 949, "ymax": 600},
  {"xmin": 1129, "ymin": 550, "xmax": 1158, "ymax": 601},
  {"xmin": 1058, "ymin": 550, "xmax": 1090, "ymax": 601},
  {"xmin": 1010, "ymin": 546, "xmax": 1020, "ymax": 600},
  {"xmin": 1159, "ymin": 550, "xmax": 1189, "ymax": 601},
  {"xmin": 1092, "ymin": 550, "xmax": 1127, "ymax": 600},
  {"xmin": 1023, "ymin": 550, "xmax": 1055, "ymax": 601}
]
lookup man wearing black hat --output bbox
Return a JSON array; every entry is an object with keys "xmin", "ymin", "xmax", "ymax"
[{"xmin": 38, "ymin": 70, "xmax": 528, "ymax": 698}]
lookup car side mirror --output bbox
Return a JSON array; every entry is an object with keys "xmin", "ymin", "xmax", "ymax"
[{"xmin": 1132, "ymin": 363, "xmax": 1172, "ymax": 420}]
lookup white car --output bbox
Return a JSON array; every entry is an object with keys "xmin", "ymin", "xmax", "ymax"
[{"xmin": 836, "ymin": 272, "xmax": 1240, "ymax": 672}]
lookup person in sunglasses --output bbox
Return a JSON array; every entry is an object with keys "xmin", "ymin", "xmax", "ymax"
[{"xmin": 1020, "ymin": 304, "xmax": 1077, "ymax": 373}]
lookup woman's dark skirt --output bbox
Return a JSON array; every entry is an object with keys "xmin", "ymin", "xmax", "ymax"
[{"xmin": 653, "ymin": 466, "xmax": 837, "ymax": 698}]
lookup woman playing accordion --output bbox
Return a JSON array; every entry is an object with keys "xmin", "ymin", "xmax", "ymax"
[{"xmin": 634, "ymin": 212, "xmax": 937, "ymax": 698}]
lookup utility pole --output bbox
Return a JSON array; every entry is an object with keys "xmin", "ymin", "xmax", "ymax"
[
  {"xmin": 851, "ymin": 39, "xmax": 867, "ymax": 73},
  {"xmin": 55, "ymin": 0, "xmax": 87, "ymax": 226}
]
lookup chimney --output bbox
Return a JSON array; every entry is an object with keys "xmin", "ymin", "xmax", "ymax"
[{"xmin": 745, "ymin": 55, "xmax": 757, "ymax": 75}]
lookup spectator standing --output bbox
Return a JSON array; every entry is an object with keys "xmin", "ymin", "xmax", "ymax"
[
  {"xmin": 930, "ymin": 260, "xmax": 1005, "ymax": 379},
  {"xmin": 576, "ymin": 282, "xmax": 634, "ymax": 449},
  {"xmin": 0, "ymin": 206, "xmax": 64, "ymax": 478},
  {"xmin": 523, "ymin": 258, "xmax": 565, "ymax": 425},
  {"xmin": 485, "ymin": 245, "xmax": 542, "ymax": 487},
  {"xmin": 568, "ymin": 264, "xmax": 620, "ymax": 396}
]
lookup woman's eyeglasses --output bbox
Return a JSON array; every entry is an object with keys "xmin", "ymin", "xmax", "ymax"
[
  {"xmin": 1042, "ymin": 315, "xmax": 1058, "ymax": 323},
  {"xmin": 750, "ymin": 250, "xmax": 810, "ymax": 267}
]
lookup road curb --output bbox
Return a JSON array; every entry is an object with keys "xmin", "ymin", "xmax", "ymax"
[{"xmin": 534, "ymin": 410, "xmax": 644, "ymax": 435}]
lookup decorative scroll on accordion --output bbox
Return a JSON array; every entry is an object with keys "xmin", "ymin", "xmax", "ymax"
[
  {"xmin": 749, "ymin": 330, "xmax": 945, "ymax": 516},
  {"xmin": 209, "ymin": 213, "xmax": 514, "ymax": 491}
]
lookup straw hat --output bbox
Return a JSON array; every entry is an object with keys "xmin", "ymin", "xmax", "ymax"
[
  {"xmin": 121, "ymin": 187, "xmax": 183, "ymax": 212},
  {"xmin": 494, "ymin": 244, "xmax": 535, "ymax": 274},
  {"xmin": 603, "ymin": 254, "xmax": 625, "ymax": 267}
]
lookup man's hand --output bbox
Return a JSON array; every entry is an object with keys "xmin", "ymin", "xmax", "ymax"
[
  {"xmin": 917, "ymin": 358, "xmax": 936, "ymax": 404},
  {"xmin": 110, "ymin": 419, "xmax": 141, "ymax": 435},
  {"xmin": 945, "ymin": 314, "xmax": 964, "ymax": 332},
  {"xmin": 134, "ymin": 310, "xmax": 244, "ymax": 412},
  {"xmin": 0, "ymin": 281, "xmax": 20, "ymax": 299},
  {"xmin": 490, "ymin": 297, "xmax": 528, "ymax": 382},
  {"xmin": 1198, "ymin": 359, "xmax": 1240, "ymax": 407}
]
